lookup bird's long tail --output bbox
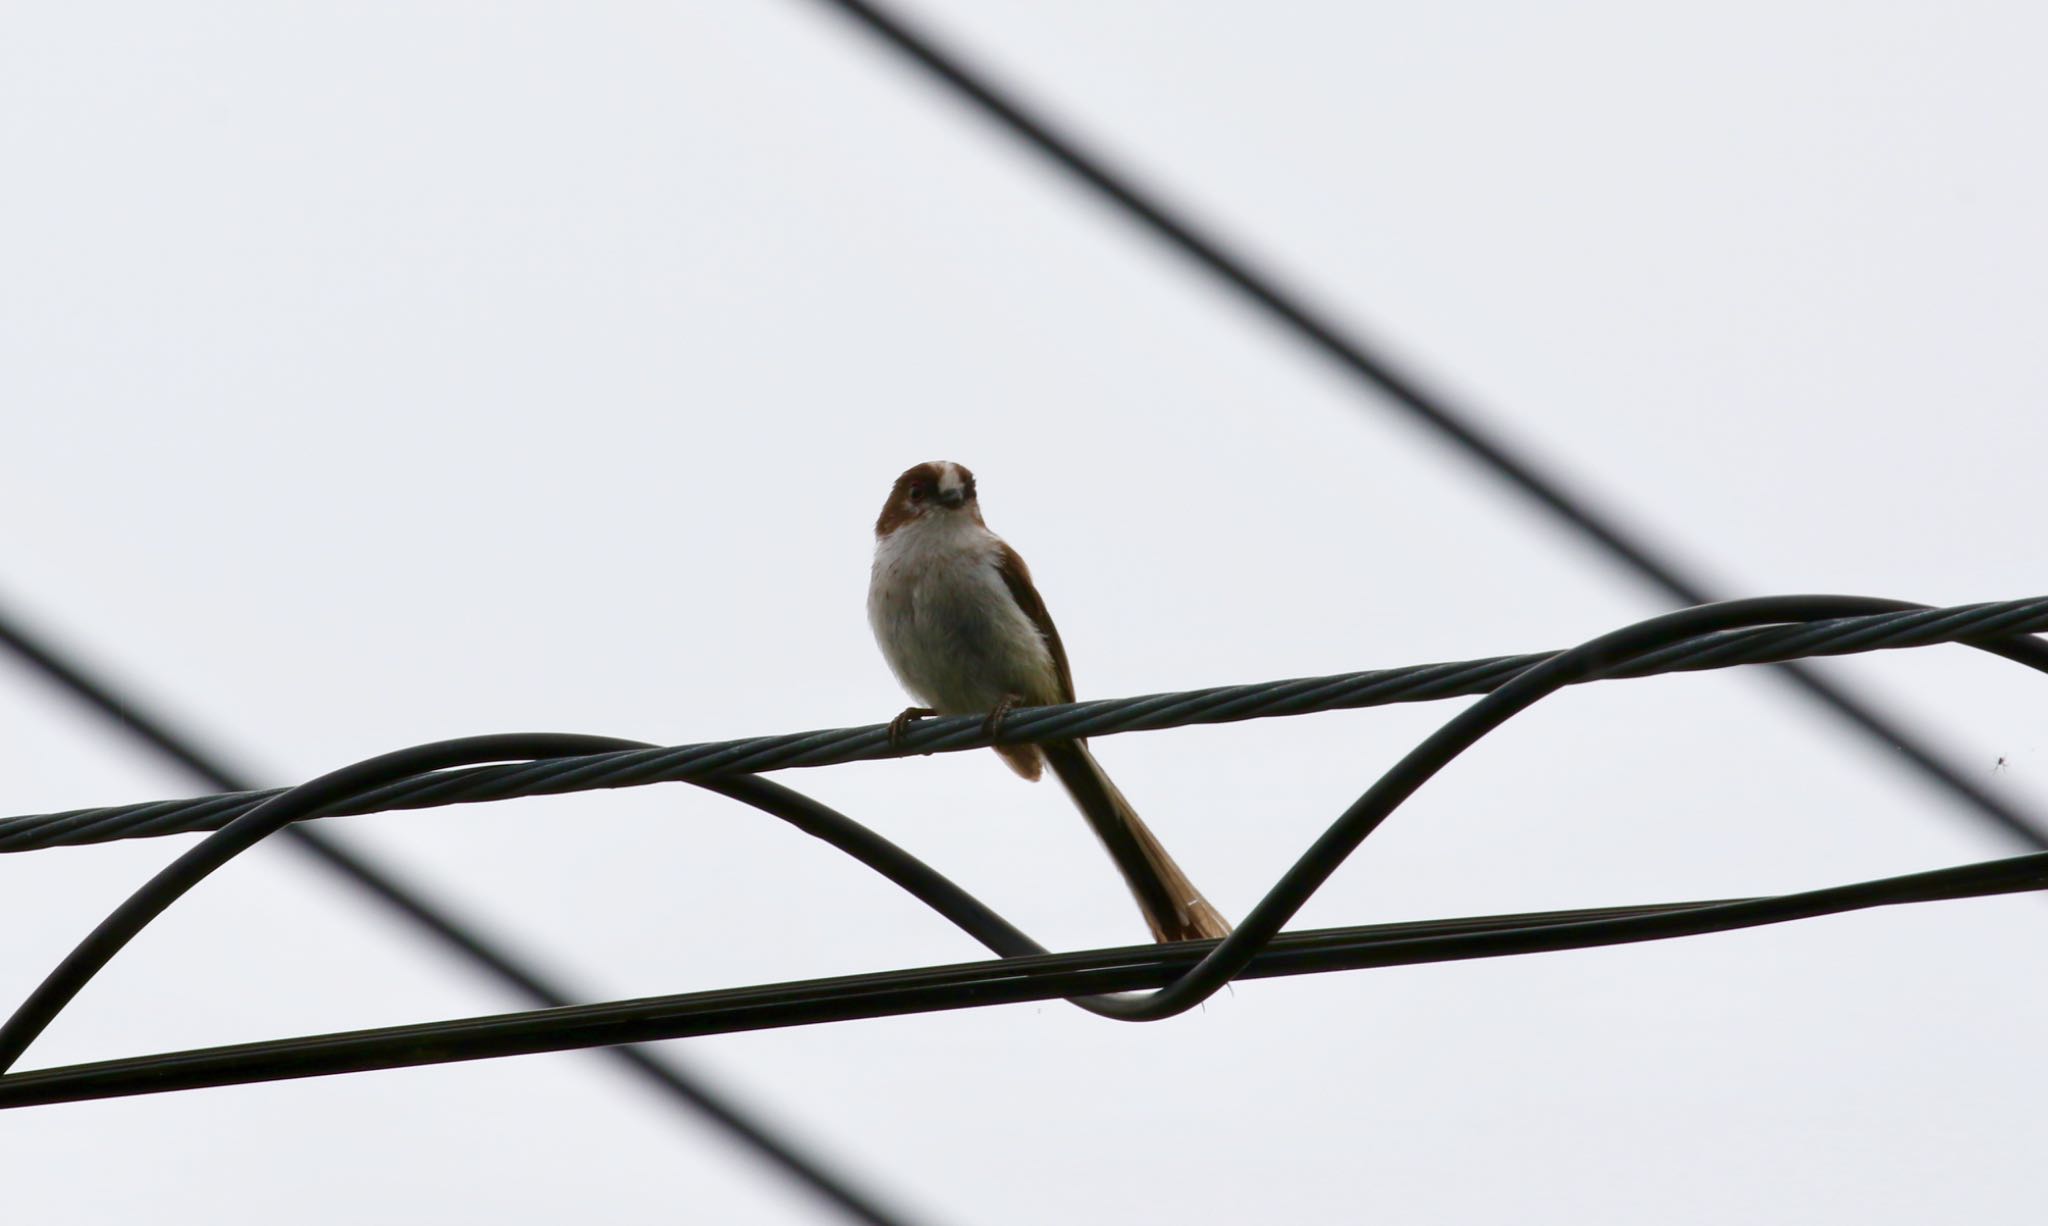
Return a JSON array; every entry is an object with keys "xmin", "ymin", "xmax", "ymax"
[{"xmin": 1041, "ymin": 740, "xmax": 1231, "ymax": 943}]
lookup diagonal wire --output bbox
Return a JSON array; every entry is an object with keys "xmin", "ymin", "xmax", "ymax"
[
  {"xmin": 0, "ymin": 599, "xmax": 927, "ymax": 1226},
  {"xmin": 9, "ymin": 595, "xmax": 2045, "ymax": 855},
  {"xmin": 802, "ymin": 0, "xmax": 2048, "ymax": 852}
]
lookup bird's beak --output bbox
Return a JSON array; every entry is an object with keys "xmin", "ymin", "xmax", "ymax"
[{"xmin": 936, "ymin": 488, "xmax": 966, "ymax": 509}]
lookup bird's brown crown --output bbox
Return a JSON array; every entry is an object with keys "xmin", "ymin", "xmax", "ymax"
[{"xmin": 875, "ymin": 460, "xmax": 980, "ymax": 535}]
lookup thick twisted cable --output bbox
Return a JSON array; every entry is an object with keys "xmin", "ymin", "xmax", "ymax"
[{"xmin": 6, "ymin": 595, "xmax": 2048, "ymax": 855}]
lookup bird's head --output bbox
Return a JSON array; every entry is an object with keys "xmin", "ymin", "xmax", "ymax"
[{"xmin": 875, "ymin": 460, "xmax": 981, "ymax": 535}]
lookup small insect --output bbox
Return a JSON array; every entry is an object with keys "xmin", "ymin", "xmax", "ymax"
[{"xmin": 1993, "ymin": 756, "xmax": 2010, "ymax": 774}]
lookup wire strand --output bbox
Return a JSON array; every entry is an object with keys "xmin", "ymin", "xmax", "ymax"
[
  {"xmin": 7, "ymin": 596, "xmax": 2045, "ymax": 855},
  {"xmin": 5, "ymin": 849, "xmax": 2043, "ymax": 1109}
]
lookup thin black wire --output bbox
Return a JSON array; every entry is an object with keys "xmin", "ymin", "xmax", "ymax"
[
  {"xmin": 0, "ymin": 606, "xmax": 925, "ymax": 1226},
  {"xmin": 802, "ymin": 0, "xmax": 2048, "ymax": 854},
  {"xmin": 5, "ymin": 838, "xmax": 2044, "ymax": 1109},
  {"xmin": 10, "ymin": 595, "xmax": 2046, "ymax": 854},
  {"xmin": 6, "ymin": 594, "xmax": 2046, "ymax": 1105}
]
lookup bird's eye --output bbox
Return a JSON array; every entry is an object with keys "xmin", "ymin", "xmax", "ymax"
[{"xmin": 907, "ymin": 484, "xmax": 926, "ymax": 502}]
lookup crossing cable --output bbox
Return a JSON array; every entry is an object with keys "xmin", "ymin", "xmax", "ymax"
[
  {"xmin": 6, "ymin": 595, "xmax": 2045, "ymax": 856},
  {"xmin": 802, "ymin": 0, "xmax": 2048, "ymax": 853},
  {"xmin": 4, "ymin": 594, "xmax": 2045, "ymax": 1105},
  {"xmin": 0, "ymin": 601, "xmax": 927, "ymax": 1226}
]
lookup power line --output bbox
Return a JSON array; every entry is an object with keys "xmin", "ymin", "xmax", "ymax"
[
  {"xmin": 8, "ymin": 595, "xmax": 2044, "ymax": 855},
  {"xmin": 0, "ymin": 600, "xmax": 928, "ymax": 1226},
  {"xmin": 6, "ymin": 842, "xmax": 2043, "ymax": 1110},
  {"xmin": 4, "ymin": 594, "xmax": 2044, "ymax": 1107},
  {"xmin": 803, "ymin": 0, "xmax": 2048, "ymax": 853}
]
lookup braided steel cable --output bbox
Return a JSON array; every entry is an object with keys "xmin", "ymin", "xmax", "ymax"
[
  {"xmin": 4, "ymin": 595, "xmax": 2046, "ymax": 1105},
  {"xmin": 803, "ymin": 0, "xmax": 2048, "ymax": 853},
  {"xmin": 6, "ymin": 596, "xmax": 2046, "ymax": 855}
]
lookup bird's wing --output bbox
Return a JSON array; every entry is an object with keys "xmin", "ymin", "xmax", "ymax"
[{"xmin": 993, "ymin": 541, "xmax": 1075, "ymax": 704}]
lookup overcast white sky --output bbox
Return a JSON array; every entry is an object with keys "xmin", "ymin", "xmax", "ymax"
[{"xmin": 4, "ymin": 3, "xmax": 2048, "ymax": 1222}]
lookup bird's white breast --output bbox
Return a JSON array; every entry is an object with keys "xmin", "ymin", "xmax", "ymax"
[{"xmin": 868, "ymin": 516, "xmax": 1059, "ymax": 715}]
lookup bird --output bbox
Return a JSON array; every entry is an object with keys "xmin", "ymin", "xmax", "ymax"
[{"xmin": 867, "ymin": 459, "xmax": 1231, "ymax": 944}]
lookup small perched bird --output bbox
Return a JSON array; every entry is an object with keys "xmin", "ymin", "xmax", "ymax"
[{"xmin": 867, "ymin": 460, "xmax": 1231, "ymax": 943}]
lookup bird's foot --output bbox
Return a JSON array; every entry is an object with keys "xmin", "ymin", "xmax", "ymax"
[
  {"xmin": 886, "ymin": 706, "xmax": 936, "ymax": 748},
  {"xmin": 981, "ymin": 693, "xmax": 1025, "ymax": 741}
]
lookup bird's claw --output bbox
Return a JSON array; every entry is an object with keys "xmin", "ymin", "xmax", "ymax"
[
  {"xmin": 981, "ymin": 694, "xmax": 1024, "ymax": 741},
  {"xmin": 887, "ymin": 706, "xmax": 935, "ymax": 748}
]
